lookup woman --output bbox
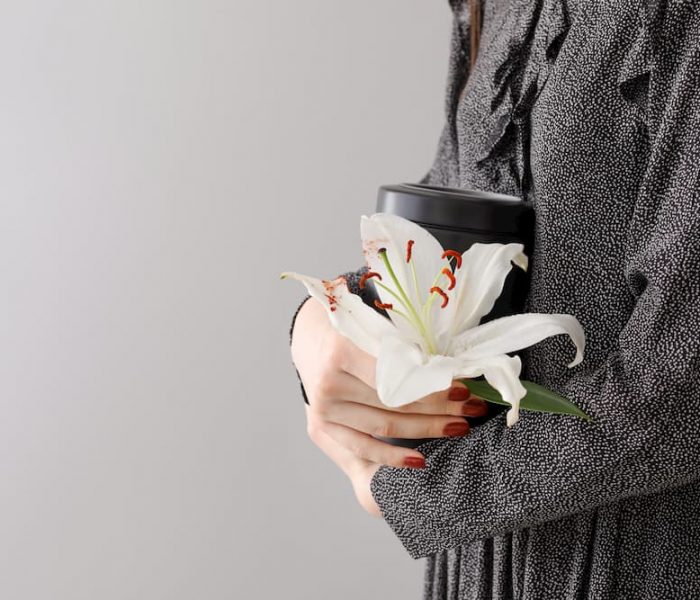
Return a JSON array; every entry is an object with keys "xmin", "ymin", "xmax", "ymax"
[{"xmin": 289, "ymin": 0, "xmax": 700, "ymax": 597}]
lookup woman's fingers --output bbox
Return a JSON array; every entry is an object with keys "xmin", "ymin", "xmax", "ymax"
[
  {"xmin": 336, "ymin": 336, "xmax": 377, "ymax": 389},
  {"xmin": 312, "ymin": 426, "xmax": 384, "ymax": 516},
  {"xmin": 396, "ymin": 380, "xmax": 488, "ymax": 417},
  {"xmin": 329, "ymin": 370, "xmax": 488, "ymax": 417},
  {"xmin": 306, "ymin": 406, "xmax": 370, "ymax": 478},
  {"xmin": 321, "ymin": 420, "xmax": 427, "ymax": 469},
  {"xmin": 338, "ymin": 336, "xmax": 487, "ymax": 412},
  {"xmin": 321, "ymin": 399, "xmax": 474, "ymax": 440}
]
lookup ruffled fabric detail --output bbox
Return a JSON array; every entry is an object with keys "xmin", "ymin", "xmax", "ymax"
[
  {"xmin": 617, "ymin": 4, "xmax": 653, "ymax": 126},
  {"xmin": 473, "ymin": 0, "xmax": 571, "ymax": 199}
]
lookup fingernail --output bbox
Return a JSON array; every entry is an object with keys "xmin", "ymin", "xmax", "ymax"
[
  {"xmin": 443, "ymin": 421, "xmax": 470, "ymax": 436},
  {"xmin": 448, "ymin": 385, "xmax": 470, "ymax": 402},
  {"xmin": 404, "ymin": 456, "xmax": 426, "ymax": 468},
  {"xmin": 462, "ymin": 399, "xmax": 489, "ymax": 417}
]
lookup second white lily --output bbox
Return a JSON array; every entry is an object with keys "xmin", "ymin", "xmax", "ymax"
[{"xmin": 281, "ymin": 213, "xmax": 585, "ymax": 427}]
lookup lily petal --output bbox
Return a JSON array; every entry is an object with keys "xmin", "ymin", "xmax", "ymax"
[
  {"xmin": 360, "ymin": 213, "xmax": 446, "ymax": 347},
  {"xmin": 375, "ymin": 334, "xmax": 457, "ymax": 407},
  {"xmin": 450, "ymin": 313, "xmax": 585, "ymax": 368},
  {"xmin": 443, "ymin": 243, "xmax": 528, "ymax": 336},
  {"xmin": 280, "ymin": 271, "xmax": 396, "ymax": 357},
  {"xmin": 453, "ymin": 354, "xmax": 527, "ymax": 427}
]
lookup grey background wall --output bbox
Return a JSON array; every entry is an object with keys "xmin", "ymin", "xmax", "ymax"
[{"xmin": 0, "ymin": 1, "xmax": 451, "ymax": 598}]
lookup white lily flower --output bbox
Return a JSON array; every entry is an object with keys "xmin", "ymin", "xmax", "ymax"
[{"xmin": 281, "ymin": 213, "xmax": 585, "ymax": 427}]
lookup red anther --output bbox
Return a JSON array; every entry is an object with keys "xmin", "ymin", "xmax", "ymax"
[
  {"xmin": 441, "ymin": 267, "xmax": 456, "ymax": 290},
  {"xmin": 430, "ymin": 286, "xmax": 449, "ymax": 308},
  {"xmin": 406, "ymin": 239, "xmax": 414, "ymax": 262},
  {"xmin": 359, "ymin": 271, "xmax": 382, "ymax": 289},
  {"xmin": 374, "ymin": 299, "xmax": 393, "ymax": 310},
  {"xmin": 325, "ymin": 293, "xmax": 337, "ymax": 306},
  {"xmin": 441, "ymin": 249, "xmax": 462, "ymax": 269}
]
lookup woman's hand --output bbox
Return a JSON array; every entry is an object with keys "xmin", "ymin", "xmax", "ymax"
[
  {"xmin": 291, "ymin": 296, "xmax": 488, "ymax": 470},
  {"xmin": 304, "ymin": 405, "xmax": 383, "ymax": 516},
  {"xmin": 351, "ymin": 462, "xmax": 383, "ymax": 517}
]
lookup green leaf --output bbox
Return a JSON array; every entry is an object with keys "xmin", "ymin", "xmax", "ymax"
[{"xmin": 457, "ymin": 378, "xmax": 592, "ymax": 421}]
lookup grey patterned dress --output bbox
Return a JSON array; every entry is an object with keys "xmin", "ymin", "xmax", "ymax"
[{"xmin": 289, "ymin": 0, "xmax": 700, "ymax": 597}]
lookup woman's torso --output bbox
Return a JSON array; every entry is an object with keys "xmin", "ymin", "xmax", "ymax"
[{"xmin": 421, "ymin": 0, "xmax": 700, "ymax": 598}]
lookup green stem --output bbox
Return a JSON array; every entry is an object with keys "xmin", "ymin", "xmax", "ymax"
[
  {"xmin": 410, "ymin": 259, "xmax": 423, "ymax": 305},
  {"xmin": 379, "ymin": 250, "xmax": 436, "ymax": 353}
]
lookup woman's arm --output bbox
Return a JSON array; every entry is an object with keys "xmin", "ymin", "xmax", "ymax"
[{"xmin": 367, "ymin": 3, "xmax": 700, "ymax": 559}]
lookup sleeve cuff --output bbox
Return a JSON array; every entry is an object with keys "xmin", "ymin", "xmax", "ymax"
[
  {"xmin": 369, "ymin": 436, "xmax": 453, "ymax": 559},
  {"xmin": 289, "ymin": 294, "xmax": 312, "ymax": 405}
]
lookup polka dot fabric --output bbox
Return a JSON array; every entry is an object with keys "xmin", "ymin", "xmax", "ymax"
[{"xmin": 288, "ymin": 0, "xmax": 700, "ymax": 597}]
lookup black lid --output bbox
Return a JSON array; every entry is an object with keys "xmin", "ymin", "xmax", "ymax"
[{"xmin": 376, "ymin": 183, "xmax": 532, "ymax": 235}]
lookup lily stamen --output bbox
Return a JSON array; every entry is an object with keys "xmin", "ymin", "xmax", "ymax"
[
  {"xmin": 406, "ymin": 239, "xmax": 414, "ymax": 262},
  {"xmin": 359, "ymin": 271, "xmax": 382, "ymax": 289},
  {"xmin": 441, "ymin": 249, "xmax": 462, "ymax": 269},
  {"xmin": 441, "ymin": 267, "xmax": 456, "ymax": 290},
  {"xmin": 430, "ymin": 286, "xmax": 449, "ymax": 308},
  {"xmin": 374, "ymin": 299, "xmax": 393, "ymax": 310}
]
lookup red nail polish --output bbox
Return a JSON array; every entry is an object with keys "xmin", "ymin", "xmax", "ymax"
[
  {"xmin": 443, "ymin": 421, "xmax": 470, "ymax": 436},
  {"xmin": 462, "ymin": 400, "xmax": 489, "ymax": 417},
  {"xmin": 404, "ymin": 456, "xmax": 426, "ymax": 468},
  {"xmin": 448, "ymin": 385, "xmax": 470, "ymax": 402}
]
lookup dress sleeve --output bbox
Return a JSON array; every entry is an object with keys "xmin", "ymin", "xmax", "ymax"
[
  {"xmin": 369, "ymin": 5, "xmax": 700, "ymax": 559},
  {"xmin": 289, "ymin": 294, "xmax": 313, "ymax": 405}
]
